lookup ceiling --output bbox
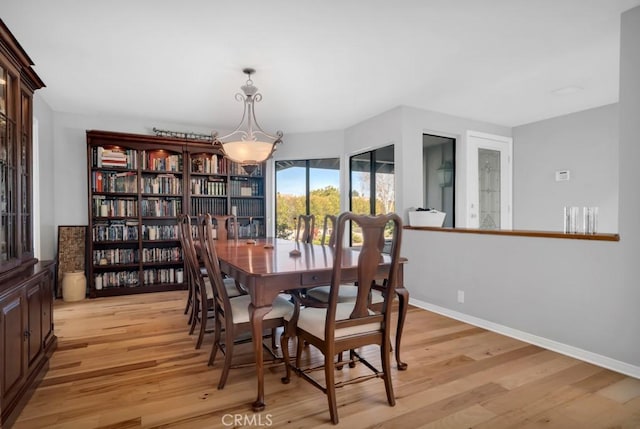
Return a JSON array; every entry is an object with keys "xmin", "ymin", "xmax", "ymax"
[{"xmin": 3, "ymin": 0, "xmax": 640, "ymax": 135}]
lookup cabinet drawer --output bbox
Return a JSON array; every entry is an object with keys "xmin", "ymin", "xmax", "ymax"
[{"xmin": 300, "ymin": 272, "xmax": 331, "ymax": 286}]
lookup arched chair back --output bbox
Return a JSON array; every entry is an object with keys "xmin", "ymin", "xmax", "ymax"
[
  {"xmin": 296, "ymin": 214, "xmax": 315, "ymax": 243},
  {"xmin": 210, "ymin": 214, "xmax": 238, "ymax": 241},
  {"xmin": 320, "ymin": 214, "xmax": 337, "ymax": 247}
]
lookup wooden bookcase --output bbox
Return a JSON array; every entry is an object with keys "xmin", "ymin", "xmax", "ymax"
[{"xmin": 86, "ymin": 130, "xmax": 266, "ymax": 298}]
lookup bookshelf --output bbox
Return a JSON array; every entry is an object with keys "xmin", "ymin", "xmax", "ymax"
[{"xmin": 86, "ymin": 130, "xmax": 266, "ymax": 297}]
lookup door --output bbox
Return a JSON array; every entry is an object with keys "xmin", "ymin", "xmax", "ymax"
[
  {"xmin": 466, "ymin": 131, "xmax": 512, "ymax": 229},
  {"xmin": 0, "ymin": 289, "xmax": 26, "ymax": 403}
]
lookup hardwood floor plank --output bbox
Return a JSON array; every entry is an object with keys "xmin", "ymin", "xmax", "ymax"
[{"xmin": 12, "ymin": 291, "xmax": 640, "ymax": 429}]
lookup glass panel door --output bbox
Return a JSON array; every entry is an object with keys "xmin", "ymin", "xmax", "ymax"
[
  {"xmin": 20, "ymin": 91, "xmax": 32, "ymax": 254},
  {"xmin": 309, "ymin": 158, "xmax": 340, "ymax": 242},
  {"xmin": 275, "ymin": 159, "xmax": 340, "ymax": 242},
  {"xmin": 349, "ymin": 145, "xmax": 395, "ymax": 245},
  {"xmin": 0, "ymin": 65, "xmax": 16, "ymax": 261},
  {"xmin": 465, "ymin": 131, "xmax": 512, "ymax": 229},
  {"xmin": 478, "ymin": 148, "xmax": 501, "ymax": 229}
]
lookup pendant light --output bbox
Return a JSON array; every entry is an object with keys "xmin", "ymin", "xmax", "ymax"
[{"xmin": 214, "ymin": 68, "xmax": 283, "ymax": 174}]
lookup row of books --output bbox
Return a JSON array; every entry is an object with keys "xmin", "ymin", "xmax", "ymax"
[
  {"xmin": 191, "ymin": 153, "xmax": 226, "ymax": 175},
  {"xmin": 229, "ymin": 177, "xmax": 262, "ymax": 196},
  {"xmin": 189, "ymin": 198, "xmax": 227, "ymax": 217},
  {"xmin": 142, "ymin": 174, "xmax": 182, "ymax": 194},
  {"xmin": 93, "ymin": 248, "xmax": 138, "ymax": 265},
  {"xmin": 94, "ymin": 271, "xmax": 140, "ymax": 289},
  {"xmin": 141, "ymin": 246, "xmax": 182, "ymax": 263},
  {"xmin": 141, "ymin": 198, "xmax": 182, "ymax": 217},
  {"xmin": 143, "ymin": 268, "xmax": 183, "ymax": 285},
  {"xmin": 92, "ymin": 171, "xmax": 137, "ymax": 193},
  {"xmin": 93, "ymin": 196, "xmax": 138, "ymax": 217},
  {"xmin": 141, "ymin": 224, "xmax": 179, "ymax": 240},
  {"xmin": 93, "ymin": 220, "xmax": 139, "ymax": 241},
  {"xmin": 141, "ymin": 150, "xmax": 182, "ymax": 172},
  {"xmin": 230, "ymin": 198, "xmax": 264, "ymax": 217},
  {"xmin": 93, "ymin": 147, "xmax": 138, "ymax": 169},
  {"xmin": 191, "ymin": 177, "xmax": 226, "ymax": 196}
]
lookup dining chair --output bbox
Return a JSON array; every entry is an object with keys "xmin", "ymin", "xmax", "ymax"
[
  {"xmin": 296, "ymin": 214, "xmax": 315, "ymax": 243},
  {"xmin": 210, "ymin": 214, "xmax": 237, "ymax": 241},
  {"xmin": 198, "ymin": 213, "xmax": 294, "ymax": 389},
  {"xmin": 306, "ymin": 213, "xmax": 359, "ymax": 304},
  {"xmin": 178, "ymin": 214, "xmax": 244, "ymax": 349},
  {"xmin": 210, "ymin": 214, "xmax": 245, "ymax": 291},
  {"xmin": 177, "ymin": 215, "xmax": 195, "ymax": 323},
  {"xmin": 320, "ymin": 214, "xmax": 337, "ymax": 247},
  {"xmin": 280, "ymin": 212, "xmax": 403, "ymax": 425}
]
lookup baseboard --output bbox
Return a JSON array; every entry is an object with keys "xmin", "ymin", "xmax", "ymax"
[{"xmin": 410, "ymin": 298, "xmax": 640, "ymax": 379}]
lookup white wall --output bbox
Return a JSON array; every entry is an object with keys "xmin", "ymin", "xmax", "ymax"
[
  {"xmin": 512, "ymin": 104, "xmax": 619, "ymax": 233},
  {"xmin": 33, "ymin": 94, "xmax": 55, "ymax": 259}
]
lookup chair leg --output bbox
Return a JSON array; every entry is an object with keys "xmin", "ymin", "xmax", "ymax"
[
  {"xmin": 218, "ymin": 328, "xmax": 235, "ymax": 390},
  {"xmin": 271, "ymin": 327, "xmax": 278, "ymax": 350},
  {"xmin": 381, "ymin": 339, "xmax": 396, "ymax": 407},
  {"xmin": 295, "ymin": 334, "xmax": 304, "ymax": 369},
  {"xmin": 395, "ymin": 286, "xmax": 409, "ymax": 370},
  {"xmin": 196, "ymin": 307, "xmax": 207, "ymax": 349},
  {"xmin": 184, "ymin": 289, "xmax": 191, "ymax": 316},
  {"xmin": 280, "ymin": 328, "xmax": 291, "ymax": 384},
  {"xmin": 189, "ymin": 299, "xmax": 199, "ymax": 336},
  {"xmin": 324, "ymin": 353, "xmax": 339, "ymax": 425},
  {"xmin": 208, "ymin": 315, "xmax": 222, "ymax": 366}
]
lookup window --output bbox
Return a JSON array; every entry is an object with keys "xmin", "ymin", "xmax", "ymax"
[
  {"xmin": 349, "ymin": 145, "xmax": 395, "ymax": 244},
  {"xmin": 275, "ymin": 158, "xmax": 340, "ymax": 241}
]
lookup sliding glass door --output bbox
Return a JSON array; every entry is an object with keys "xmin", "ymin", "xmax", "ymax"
[
  {"xmin": 275, "ymin": 158, "xmax": 340, "ymax": 241},
  {"xmin": 349, "ymin": 145, "xmax": 395, "ymax": 245}
]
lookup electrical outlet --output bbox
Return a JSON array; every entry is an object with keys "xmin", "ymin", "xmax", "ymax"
[{"xmin": 457, "ymin": 290, "xmax": 465, "ymax": 303}]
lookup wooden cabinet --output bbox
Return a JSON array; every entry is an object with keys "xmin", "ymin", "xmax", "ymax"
[
  {"xmin": 0, "ymin": 261, "xmax": 56, "ymax": 428},
  {"xmin": 86, "ymin": 130, "xmax": 266, "ymax": 298},
  {"xmin": 0, "ymin": 19, "xmax": 54, "ymax": 429}
]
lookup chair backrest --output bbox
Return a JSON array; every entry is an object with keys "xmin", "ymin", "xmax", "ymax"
[
  {"xmin": 197, "ymin": 214, "xmax": 232, "ymax": 315},
  {"xmin": 321, "ymin": 214, "xmax": 337, "ymax": 247},
  {"xmin": 296, "ymin": 214, "xmax": 315, "ymax": 243},
  {"xmin": 178, "ymin": 214, "xmax": 209, "ymax": 302},
  {"xmin": 210, "ymin": 214, "xmax": 238, "ymax": 241},
  {"xmin": 326, "ymin": 212, "xmax": 403, "ymax": 341}
]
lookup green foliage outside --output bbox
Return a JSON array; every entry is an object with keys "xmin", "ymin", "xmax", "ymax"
[{"xmin": 276, "ymin": 184, "xmax": 395, "ymax": 244}]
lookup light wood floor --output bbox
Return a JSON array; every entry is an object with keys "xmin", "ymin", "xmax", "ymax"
[{"xmin": 14, "ymin": 291, "xmax": 640, "ymax": 428}]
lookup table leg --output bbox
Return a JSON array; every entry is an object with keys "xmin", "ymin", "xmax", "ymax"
[
  {"xmin": 250, "ymin": 303, "xmax": 272, "ymax": 411},
  {"xmin": 395, "ymin": 286, "xmax": 409, "ymax": 370}
]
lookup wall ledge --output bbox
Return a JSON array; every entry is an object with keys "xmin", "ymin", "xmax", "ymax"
[
  {"xmin": 409, "ymin": 297, "xmax": 640, "ymax": 379},
  {"xmin": 404, "ymin": 226, "xmax": 620, "ymax": 242}
]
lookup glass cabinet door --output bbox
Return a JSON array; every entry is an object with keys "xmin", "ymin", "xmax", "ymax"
[
  {"xmin": 0, "ymin": 64, "xmax": 16, "ymax": 262},
  {"xmin": 20, "ymin": 91, "xmax": 32, "ymax": 255}
]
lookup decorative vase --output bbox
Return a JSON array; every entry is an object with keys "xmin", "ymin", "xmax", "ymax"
[{"xmin": 62, "ymin": 271, "xmax": 87, "ymax": 302}]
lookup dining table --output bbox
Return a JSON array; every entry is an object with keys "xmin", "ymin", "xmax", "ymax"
[{"xmin": 214, "ymin": 237, "xmax": 409, "ymax": 412}]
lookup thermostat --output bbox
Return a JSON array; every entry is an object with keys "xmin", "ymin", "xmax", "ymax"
[{"xmin": 555, "ymin": 170, "xmax": 570, "ymax": 181}]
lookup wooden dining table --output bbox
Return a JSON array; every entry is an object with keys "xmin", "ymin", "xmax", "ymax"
[{"xmin": 214, "ymin": 237, "xmax": 409, "ymax": 412}]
